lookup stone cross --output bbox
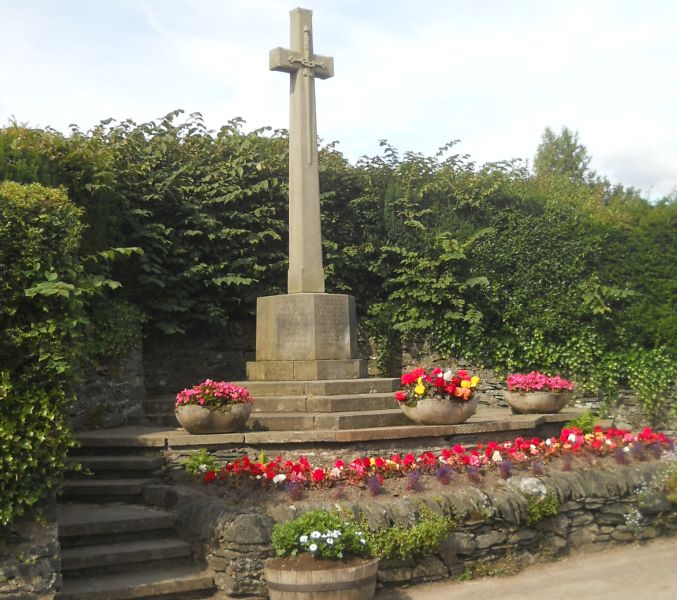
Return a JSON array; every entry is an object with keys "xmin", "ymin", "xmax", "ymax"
[{"xmin": 270, "ymin": 7, "xmax": 334, "ymax": 294}]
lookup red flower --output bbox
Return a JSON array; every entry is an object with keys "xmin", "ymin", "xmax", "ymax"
[
  {"xmin": 457, "ymin": 370, "xmax": 468, "ymax": 378},
  {"xmin": 203, "ymin": 471, "xmax": 217, "ymax": 483},
  {"xmin": 395, "ymin": 391, "xmax": 407, "ymax": 402},
  {"xmin": 311, "ymin": 468, "xmax": 326, "ymax": 482}
]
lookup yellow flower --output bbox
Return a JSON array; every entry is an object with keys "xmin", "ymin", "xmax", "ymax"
[
  {"xmin": 370, "ymin": 457, "xmax": 376, "ymax": 466},
  {"xmin": 470, "ymin": 375, "xmax": 480, "ymax": 388},
  {"xmin": 461, "ymin": 380, "xmax": 470, "ymax": 389},
  {"xmin": 414, "ymin": 377, "xmax": 426, "ymax": 396}
]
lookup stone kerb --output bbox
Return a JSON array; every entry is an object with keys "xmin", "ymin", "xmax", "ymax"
[{"xmin": 143, "ymin": 461, "xmax": 675, "ymax": 598}]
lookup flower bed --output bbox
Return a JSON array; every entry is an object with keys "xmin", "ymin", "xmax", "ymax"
[
  {"xmin": 147, "ymin": 448, "xmax": 677, "ymax": 598},
  {"xmin": 196, "ymin": 427, "xmax": 673, "ymax": 494}
]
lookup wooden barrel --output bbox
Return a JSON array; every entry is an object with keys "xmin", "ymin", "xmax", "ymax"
[{"xmin": 264, "ymin": 557, "xmax": 379, "ymax": 600}]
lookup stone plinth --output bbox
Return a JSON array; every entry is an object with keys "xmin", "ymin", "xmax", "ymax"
[{"xmin": 247, "ymin": 293, "xmax": 367, "ymax": 380}]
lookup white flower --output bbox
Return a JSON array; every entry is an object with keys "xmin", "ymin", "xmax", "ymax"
[
  {"xmin": 491, "ymin": 450, "xmax": 503, "ymax": 463},
  {"xmin": 272, "ymin": 474, "xmax": 286, "ymax": 484},
  {"xmin": 333, "ymin": 530, "xmax": 341, "ymax": 537},
  {"xmin": 309, "ymin": 543, "xmax": 318, "ymax": 552},
  {"xmin": 198, "ymin": 464, "xmax": 208, "ymax": 473},
  {"xmin": 327, "ymin": 538, "xmax": 334, "ymax": 545},
  {"xmin": 299, "ymin": 535, "xmax": 308, "ymax": 543},
  {"xmin": 567, "ymin": 433, "xmax": 577, "ymax": 443},
  {"xmin": 310, "ymin": 531, "xmax": 321, "ymax": 539},
  {"xmin": 545, "ymin": 438, "xmax": 552, "ymax": 446},
  {"xmin": 330, "ymin": 467, "xmax": 342, "ymax": 479},
  {"xmin": 360, "ymin": 538, "xmax": 366, "ymax": 544},
  {"xmin": 443, "ymin": 369, "xmax": 454, "ymax": 381},
  {"xmin": 605, "ymin": 439, "xmax": 612, "ymax": 446},
  {"xmin": 623, "ymin": 446, "xmax": 631, "ymax": 453}
]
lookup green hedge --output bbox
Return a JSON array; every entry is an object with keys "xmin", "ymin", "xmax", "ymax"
[
  {"xmin": 0, "ymin": 181, "xmax": 81, "ymax": 528},
  {"xmin": 1, "ymin": 116, "xmax": 675, "ymax": 424}
]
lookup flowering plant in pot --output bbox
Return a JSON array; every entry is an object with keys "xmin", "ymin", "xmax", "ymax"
[
  {"xmin": 175, "ymin": 379, "xmax": 253, "ymax": 434},
  {"xmin": 395, "ymin": 367, "xmax": 480, "ymax": 425},
  {"xmin": 266, "ymin": 509, "xmax": 378, "ymax": 600},
  {"xmin": 504, "ymin": 371, "xmax": 574, "ymax": 414}
]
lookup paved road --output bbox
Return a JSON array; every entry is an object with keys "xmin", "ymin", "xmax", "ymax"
[{"xmin": 376, "ymin": 536, "xmax": 677, "ymax": 600}]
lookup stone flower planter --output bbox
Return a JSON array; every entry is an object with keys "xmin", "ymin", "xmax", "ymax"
[
  {"xmin": 175, "ymin": 403, "xmax": 252, "ymax": 434},
  {"xmin": 265, "ymin": 556, "xmax": 379, "ymax": 600},
  {"xmin": 400, "ymin": 396, "xmax": 478, "ymax": 425},
  {"xmin": 503, "ymin": 390, "xmax": 573, "ymax": 414}
]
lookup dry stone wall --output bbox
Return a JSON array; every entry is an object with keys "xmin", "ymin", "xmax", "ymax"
[
  {"xmin": 0, "ymin": 501, "xmax": 60, "ymax": 600},
  {"xmin": 144, "ymin": 461, "xmax": 676, "ymax": 599},
  {"xmin": 143, "ymin": 321, "xmax": 256, "ymax": 395},
  {"xmin": 69, "ymin": 346, "xmax": 145, "ymax": 430}
]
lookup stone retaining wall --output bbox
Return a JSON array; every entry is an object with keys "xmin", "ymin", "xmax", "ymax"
[
  {"xmin": 69, "ymin": 346, "xmax": 146, "ymax": 431},
  {"xmin": 143, "ymin": 322, "xmax": 256, "ymax": 395},
  {"xmin": 0, "ymin": 500, "xmax": 60, "ymax": 600},
  {"xmin": 144, "ymin": 461, "xmax": 676, "ymax": 599}
]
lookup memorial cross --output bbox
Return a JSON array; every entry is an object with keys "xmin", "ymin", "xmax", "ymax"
[{"xmin": 270, "ymin": 8, "xmax": 334, "ymax": 294}]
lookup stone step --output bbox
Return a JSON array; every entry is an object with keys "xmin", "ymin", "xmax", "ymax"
[
  {"xmin": 56, "ymin": 564, "xmax": 215, "ymax": 600},
  {"xmin": 61, "ymin": 538, "xmax": 193, "ymax": 575},
  {"xmin": 306, "ymin": 392, "xmax": 397, "ymax": 413},
  {"xmin": 232, "ymin": 377, "xmax": 399, "ymax": 397},
  {"xmin": 144, "ymin": 392, "xmax": 398, "ymax": 416},
  {"xmin": 72, "ymin": 455, "xmax": 165, "ymax": 478},
  {"xmin": 314, "ymin": 409, "xmax": 410, "ymax": 429},
  {"xmin": 247, "ymin": 409, "xmax": 410, "ymax": 431},
  {"xmin": 61, "ymin": 478, "xmax": 154, "ymax": 502},
  {"xmin": 58, "ymin": 503, "xmax": 176, "ymax": 547}
]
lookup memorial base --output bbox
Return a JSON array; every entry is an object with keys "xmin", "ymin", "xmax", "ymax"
[{"xmin": 246, "ymin": 359, "xmax": 367, "ymax": 381}]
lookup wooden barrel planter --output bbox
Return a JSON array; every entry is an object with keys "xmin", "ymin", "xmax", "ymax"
[{"xmin": 264, "ymin": 556, "xmax": 379, "ymax": 600}]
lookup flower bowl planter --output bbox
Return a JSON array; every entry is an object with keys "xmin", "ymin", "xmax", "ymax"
[
  {"xmin": 399, "ymin": 396, "xmax": 478, "ymax": 425},
  {"xmin": 175, "ymin": 403, "xmax": 252, "ymax": 434},
  {"xmin": 264, "ymin": 556, "xmax": 379, "ymax": 600},
  {"xmin": 502, "ymin": 391, "xmax": 573, "ymax": 414}
]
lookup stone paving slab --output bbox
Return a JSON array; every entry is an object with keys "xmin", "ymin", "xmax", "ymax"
[{"xmin": 75, "ymin": 406, "xmax": 586, "ymax": 448}]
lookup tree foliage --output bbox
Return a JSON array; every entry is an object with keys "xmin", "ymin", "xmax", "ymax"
[{"xmin": 1, "ymin": 116, "xmax": 674, "ymax": 427}]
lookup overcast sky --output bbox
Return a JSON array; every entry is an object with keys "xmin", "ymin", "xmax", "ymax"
[{"xmin": 2, "ymin": 0, "xmax": 676, "ymax": 199}]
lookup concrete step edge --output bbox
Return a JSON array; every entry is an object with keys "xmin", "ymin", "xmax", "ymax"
[
  {"xmin": 61, "ymin": 538, "xmax": 192, "ymax": 571},
  {"xmin": 56, "ymin": 566, "xmax": 214, "ymax": 600}
]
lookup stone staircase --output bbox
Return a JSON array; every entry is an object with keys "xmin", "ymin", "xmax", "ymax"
[
  {"xmin": 144, "ymin": 377, "xmax": 410, "ymax": 431},
  {"xmin": 57, "ymin": 446, "xmax": 216, "ymax": 599}
]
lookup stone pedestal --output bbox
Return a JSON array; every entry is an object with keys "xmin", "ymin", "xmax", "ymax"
[{"xmin": 246, "ymin": 293, "xmax": 367, "ymax": 381}]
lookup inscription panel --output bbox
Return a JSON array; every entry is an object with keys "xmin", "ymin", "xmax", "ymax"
[{"xmin": 314, "ymin": 295, "xmax": 350, "ymax": 357}]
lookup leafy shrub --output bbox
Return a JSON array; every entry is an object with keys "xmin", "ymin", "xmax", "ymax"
[
  {"xmin": 365, "ymin": 507, "xmax": 456, "ymax": 560},
  {"xmin": 525, "ymin": 490, "xmax": 559, "ymax": 526},
  {"xmin": 0, "ymin": 182, "xmax": 82, "ymax": 528},
  {"xmin": 272, "ymin": 509, "xmax": 371, "ymax": 560},
  {"xmin": 565, "ymin": 410, "xmax": 600, "ymax": 434},
  {"xmin": 181, "ymin": 448, "xmax": 218, "ymax": 476}
]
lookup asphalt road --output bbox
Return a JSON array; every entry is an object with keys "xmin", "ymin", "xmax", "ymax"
[{"xmin": 375, "ymin": 536, "xmax": 677, "ymax": 600}]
